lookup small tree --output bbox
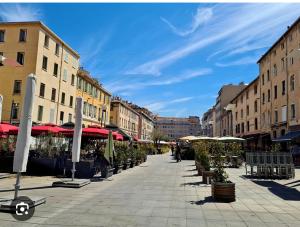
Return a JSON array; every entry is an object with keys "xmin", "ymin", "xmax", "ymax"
[
  {"xmin": 210, "ymin": 141, "xmax": 229, "ymax": 183},
  {"xmin": 151, "ymin": 128, "xmax": 165, "ymax": 150}
]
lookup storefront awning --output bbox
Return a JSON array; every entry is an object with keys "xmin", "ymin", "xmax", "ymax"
[{"xmin": 272, "ymin": 130, "xmax": 300, "ymax": 142}]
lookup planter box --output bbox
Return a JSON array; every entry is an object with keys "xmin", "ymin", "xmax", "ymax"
[
  {"xmin": 28, "ymin": 157, "xmax": 58, "ymax": 176},
  {"xmin": 212, "ymin": 182, "xmax": 235, "ymax": 202},
  {"xmin": 202, "ymin": 170, "xmax": 215, "ymax": 184},
  {"xmin": 0, "ymin": 156, "xmax": 13, "ymax": 172},
  {"xmin": 123, "ymin": 161, "xmax": 130, "ymax": 170},
  {"xmin": 130, "ymin": 160, "xmax": 136, "ymax": 168},
  {"xmin": 136, "ymin": 160, "xmax": 141, "ymax": 166},
  {"xmin": 65, "ymin": 159, "xmax": 97, "ymax": 179}
]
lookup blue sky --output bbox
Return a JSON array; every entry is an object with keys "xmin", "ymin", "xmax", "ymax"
[{"xmin": 1, "ymin": 3, "xmax": 300, "ymax": 118}]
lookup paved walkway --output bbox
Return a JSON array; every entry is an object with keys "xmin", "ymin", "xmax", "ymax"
[{"xmin": 0, "ymin": 153, "xmax": 299, "ymax": 227}]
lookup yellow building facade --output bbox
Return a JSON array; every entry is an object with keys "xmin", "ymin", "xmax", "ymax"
[
  {"xmin": 0, "ymin": 21, "xmax": 79, "ymax": 125},
  {"xmin": 76, "ymin": 69, "xmax": 111, "ymax": 127}
]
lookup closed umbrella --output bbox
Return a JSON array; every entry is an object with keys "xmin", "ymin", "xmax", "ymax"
[
  {"xmin": 12, "ymin": 74, "xmax": 36, "ymax": 198},
  {"xmin": 104, "ymin": 131, "xmax": 115, "ymax": 165}
]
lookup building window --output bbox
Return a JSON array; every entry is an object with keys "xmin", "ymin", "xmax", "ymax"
[
  {"xmin": 254, "ymin": 100, "xmax": 258, "ymax": 112},
  {"xmin": 69, "ymin": 96, "xmax": 73, "ymax": 107},
  {"xmin": 0, "ymin": 30, "xmax": 5, "ymax": 42},
  {"xmin": 55, "ymin": 43, "xmax": 60, "ymax": 56},
  {"xmin": 241, "ymin": 122, "xmax": 244, "ymax": 133},
  {"xmin": 63, "ymin": 69, "xmax": 67, "ymax": 81},
  {"xmin": 246, "ymin": 105, "xmax": 249, "ymax": 116},
  {"xmin": 274, "ymin": 85, "xmax": 277, "ymax": 99},
  {"xmin": 246, "ymin": 91, "xmax": 249, "ymax": 99},
  {"xmin": 44, "ymin": 35, "xmax": 49, "ymax": 48},
  {"xmin": 235, "ymin": 112, "xmax": 238, "ymax": 120},
  {"xmin": 64, "ymin": 52, "xmax": 69, "ymax": 63},
  {"xmin": 267, "ymin": 70, "xmax": 270, "ymax": 81},
  {"xmin": 61, "ymin": 92, "xmax": 65, "ymax": 105},
  {"xmin": 254, "ymin": 85, "xmax": 257, "ymax": 94},
  {"xmin": 60, "ymin": 111, "xmax": 64, "ymax": 124},
  {"xmin": 39, "ymin": 83, "xmax": 45, "ymax": 97},
  {"xmin": 247, "ymin": 121, "xmax": 250, "ymax": 131},
  {"xmin": 68, "ymin": 113, "xmax": 72, "ymax": 122},
  {"xmin": 262, "ymin": 93, "xmax": 265, "ymax": 104},
  {"xmin": 18, "ymin": 29, "xmax": 27, "ymax": 42},
  {"xmin": 289, "ymin": 57, "xmax": 294, "ymax": 65},
  {"xmin": 282, "ymin": 105, "xmax": 287, "ymax": 122},
  {"xmin": 268, "ymin": 89, "xmax": 270, "ymax": 102},
  {"xmin": 37, "ymin": 105, "xmax": 43, "ymax": 121},
  {"xmin": 281, "ymin": 42, "xmax": 284, "ymax": 49},
  {"xmin": 11, "ymin": 104, "xmax": 19, "ymax": 119},
  {"xmin": 273, "ymin": 131, "xmax": 277, "ymax": 139},
  {"xmin": 281, "ymin": 58, "xmax": 285, "ymax": 71},
  {"xmin": 291, "ymin": 104, "xmax": 296, "ymax": 119},
  {"xmin": 71, "ymin": 74, "xmax": 75, "ymax": 86},
  {"xmin": 273, "ymin": 64, "xmax": 277, "ymax": 76},
  {"xmin": 274, "ymin": 110, "xmax": 278, "ymax": 123},
  {"xmin": 51, "ymin": 88, "xmax": 56, "ymax": 102},
  {"xmin": 17, "ymin": 52, "xmax": 24, "ymax": 65},
  {"xmin": 262, "ymin": 74, "xmax": 265, "ymax": 85},
  {"xmin": 282, "ymin": 80, "xmax": 286, "ymax": 95},
  {"xmin": 241, "ymin": 109, "xmax": 243, "ymax": 118},
  {"xmin": 255, "ymin": 118, "xmax": 258, "ymax": 130},
  {"xmin": 53, "ymin": 63, "xmax": 58, "ymax": 76},
  {"xmin": 290, "ymin": 75, "xmax": 295, "ymax": 91},
  {"xmin": 13, "ymin": 80, "xmax": 22, "ymax": 94},
  {"xmin": 42, "ymin": 56, "xmax": 48, "ymax": 70},
  {"xmin": 289, "ymin": 34, "xmax": 293, "ymax": 42}
]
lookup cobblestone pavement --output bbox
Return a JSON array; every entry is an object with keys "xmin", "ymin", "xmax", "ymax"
[{"xmin": 0, "ymin": 153, "xmax": 299, "ymax": 227}]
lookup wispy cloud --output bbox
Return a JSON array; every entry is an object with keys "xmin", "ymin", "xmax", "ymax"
[
  {"xmin": 127, "ymin": 4, "xmax": 300, "ymax": 76},
  {"xmin": 0, "ymin": 4, "xmax": 42, "ymax": 22},
  {"xmin": 107, "ymin": 68, "xmax": 212, "ymax": 93},
  {"xmin": 215, "ymin": 56, "xmax": 258, "ymax": 67},
  {"xmin": 145, "ymin": 97, "xmax": 194, "ymax": 113},
  {"xmin": 161, "ymin": 7, "xmax": 213, "ymax": 37}
]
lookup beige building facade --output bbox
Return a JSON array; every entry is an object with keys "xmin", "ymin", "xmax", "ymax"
[
  {"xmin": 110, "ymin": 98, "xmax": 139, "ymax": 138},
  {"xmin": 202, "ymin": 107, "xmax": 216, "ymax": 137},
  {"xmin": 258, "ymin": 17, "xmax": 300, "ymax": 140},
  {"xmin": 0, "ymin": 21, "xmax": 79, "ymax": 125}
]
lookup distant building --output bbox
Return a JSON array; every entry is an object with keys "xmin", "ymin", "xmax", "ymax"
[
  {"xmin": 201, "ymin": 107, "xmax": 216, "ymax": 137},
  {"xmin": 215, "ymin": 83, "xmax": 247, "ymax": 137},
  {"xmin": 154, "ymin": 116, "xmax": 201, "ymax": 140}
]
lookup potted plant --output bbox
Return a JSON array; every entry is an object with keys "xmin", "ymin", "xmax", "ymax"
[
  {"xmin": 226, "ymin": 142, "xmax": 243, "ymax": 168},
  {"xmin": 211, "ymin": 141, "xmax": 235, "ymax": 202},
  {"xmin": 113, "ymin": 142, "xmax": 126, "ymax": 174},
  {"xmin": 128, "ymin": 147, "xmax": 137, "ymax": 168}
]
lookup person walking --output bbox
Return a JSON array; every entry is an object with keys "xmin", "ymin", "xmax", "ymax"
[
  {"xmin": 171, "ymin": 145, "xmax": 174, "ymax": 156},
  {"xmin": 175, "ymin": 143, "xmax": 181, "ymax": 162}
]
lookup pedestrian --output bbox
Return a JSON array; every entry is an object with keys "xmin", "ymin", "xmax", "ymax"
[
  {"xmin": 171, "ymin": 145, "xmax": 174, "ymax": 156},
  {"xmin": 175, "ymin": 143, "xmax": 182, "ymax": 162}
]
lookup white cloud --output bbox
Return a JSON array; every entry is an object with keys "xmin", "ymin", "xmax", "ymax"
[
  {"xmin": 127, "ymin": 4, "xmax": 300, "ymax": 76},
  {"xmin": 215, "ymin": 56, "xmax": 258, "ymax": 67},
  {"xmin": 106, "ymin": 68, "xmax": 212, "ymax": 93},
  {"xmin": 161, "ymin": 7, "xmax": 213, "ymax": 37},
  {"xmin": 0, "ymin": 4, "xmax": 42, "ymax": 22}
]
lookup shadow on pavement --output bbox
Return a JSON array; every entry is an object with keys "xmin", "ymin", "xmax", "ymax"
[
  {"xmin": 252, "ymin": 180, "xmax": 300, "ymax": 201},
  {"xmin": 186, "ymin": 169, "xmax": 197, "ymax": 172},
  {"xmin": 0, "ymin": 185, "xmax": 53, "ymax": 192},
  {"xmin": 189, "ymin": 196, "xmax": 215, "ymax": 205},
  {"xmin": 180, "ymin": 181, "xmax": 203, "ymax": 187},
  {"xmin": 182, "ymin": 174, "xmax": 199, "ymax": 177},
  {"xmin": 284, "ymin": 179, "xmax": 300, "ymax": 186}
]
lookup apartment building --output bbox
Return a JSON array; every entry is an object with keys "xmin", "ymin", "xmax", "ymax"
[
  {"xmin": 76, "ymin": 68, "xmax": 111, "ymax": 127},
  {"xmin": 215, "ymin": 83, "xmax": 247, "ymax": 137},
  {"xmin": 257, "ymin": 17, "xmax": 300, "ymax": 140},
  {"xmin": 110, "ymin": 97, "xmax": 139, "ymax": 138},
  {"xmin": 0, "ymin": 21, "xmax": 79, "ymax": 125},
  {"xmin": 154, "ymin": 116, "xmax": 201, "ymax": 140},
  {"xmin": 129, "ymin": 104, "xmax": 154, "ymax": 140},
  {"xmin": 201, "ymin": 107, "xmax": 216, "ymax": 137}
]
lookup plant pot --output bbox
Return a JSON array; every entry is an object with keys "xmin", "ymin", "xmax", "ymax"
[
  {"xmin": 113, "ymin": 164, "xmax": 123, "ymax": 174},
  {"xmin": 123, "ymin": 160, "xmax": 130, "ymax": 170},
  {"xmin": 211, "ymin": 181, "xmax": 235, "ymax": 202},
  {"xmin": 197, "ymin": 167, "xmax": 204, "ymax": 176},
  {"xmin": 101, "ymin": 166, "xmax": 114, "ymax": 178},
  {"xmin": 130, "ymin": 160, "xmax": 136, "ymax": 168},
  {"xmin": 136, "ymin": 160, "xmax": 141, "ymax": 166},
  {"xmin": 202, "ymin": 170, "xmax": 215, "ymax": 184},
  {"xmin": 28, "ymin": 157, "xmax": 58, "ymax": 176}
]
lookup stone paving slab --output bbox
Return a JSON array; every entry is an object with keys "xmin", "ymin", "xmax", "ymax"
[{"xmin": 0, "ymin": 153, "xmax": 299, "ymax": 226}]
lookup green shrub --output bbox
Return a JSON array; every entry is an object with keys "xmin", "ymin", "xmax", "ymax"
[{"xmin": 193, "ymin": 141, "xmax": 210, "ymax": 171}]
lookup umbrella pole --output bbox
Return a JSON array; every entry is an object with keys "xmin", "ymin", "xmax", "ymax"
[
  {"xmin": 71, "ymin": 162, "xmax": 76, "ymax": 181},
  {"xmin": 14, "ymin": 172, "xmax": 21, "ymax": 199}
]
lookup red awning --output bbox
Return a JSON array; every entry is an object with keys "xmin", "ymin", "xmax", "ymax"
[
  {"xmin": 0, "ymin": 123, "xmax": 18, "ymax": 135},
  {"xmin": 116, "ymin": 133, "xmax": 124, "ymax": 141},
  {"xmin": 133, "ymin": 136, "xmax": 139, "ymax": 142},
  {"xmin": 82, "ymin": 127, "xmax": 109, "ymax": 137},
  {"xmin": 9, "ymin": 123, "xmax": 71, "ymax": 136}
]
